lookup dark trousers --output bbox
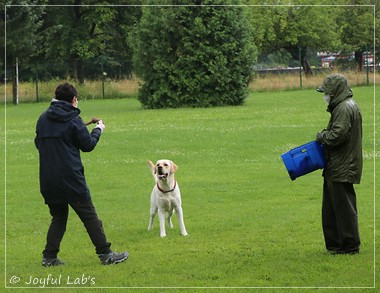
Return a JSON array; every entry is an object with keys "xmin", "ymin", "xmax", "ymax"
[
  {"xmin": 43, "ymin": 200, "xmax": 111, "ymax": 258},
  {"xmin": 322, "ymin": 180, "xmax": 360, "ymax": 253}
]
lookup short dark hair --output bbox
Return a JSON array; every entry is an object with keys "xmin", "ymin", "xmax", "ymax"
[{"xmin": 55, "ymin": 83, "xmax": 77, "ymax": 103}]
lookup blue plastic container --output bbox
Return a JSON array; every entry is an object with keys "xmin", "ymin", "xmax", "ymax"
[{"xmin": 281, "ymin": 141, "xmax": 326, "ymax": 181}]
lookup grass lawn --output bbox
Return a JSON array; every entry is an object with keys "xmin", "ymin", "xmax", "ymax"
[{"xmin": 2, "ymin": 86, "xmax": 378, "ymax": 291}]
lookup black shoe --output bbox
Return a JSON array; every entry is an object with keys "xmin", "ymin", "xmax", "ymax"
[
  {"xmin": 328, "ymin": 248, "xmax": 359, "ymax": 255},
  {"xmin": 98, "ymin": 251, "xmax": 129, "ymax": 265},
  {"xmin": 337, "ymin": 249, "xmax": 360, "ymax": 255},
  {"xmin": 42, "ymin": 257, "xmax": 65, "ymax": 267}
]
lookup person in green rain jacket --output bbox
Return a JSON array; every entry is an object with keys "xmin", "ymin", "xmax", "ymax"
[{"xmin": 316, "ymin": 73, "xmax": 362, "ymax": 255}]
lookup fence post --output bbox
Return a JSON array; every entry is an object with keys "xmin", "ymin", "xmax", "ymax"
[
  {"xmin": 101, "ymin": 61, "xmax": 106, "ymax": 98},
  {"xmin": 12, "ymin": 57, "xmax": 19, "ymax": 105},
  {"xmin": 102, "ymin": 74, "xmax": 105, "ymax": 98},
  {"xmin": 298, "ymin": 47, "xmax": 302, "ymax": 89},
  {"xmin": 35, "ymin": 64, "xmax": 39, "ymax": 102},
  {"xmin": 365, "ymin": 45, "xmax": 369, "ymax": 86}
]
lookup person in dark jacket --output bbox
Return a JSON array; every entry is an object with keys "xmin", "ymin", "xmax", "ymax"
[
  {"xmin": 35, "ymin": 83, "xmax": 129, "ymax": 266},
  {"xmin": 316, "ymin": 74, "xmax": 363, "ymax": 255}
]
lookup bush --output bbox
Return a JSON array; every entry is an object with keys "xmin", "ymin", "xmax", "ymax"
[{"xmin": 132, "ymin": 0, "xmax": 257, "ymax": 108}]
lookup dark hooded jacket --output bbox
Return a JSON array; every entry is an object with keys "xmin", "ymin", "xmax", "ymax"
[
  {"xmin": 35, "ymin": 100, "xmax": 102, "ymax": 204},
  {"xmin": 316, "ymin": 74, "xmax": 363, "ymax": 184}
]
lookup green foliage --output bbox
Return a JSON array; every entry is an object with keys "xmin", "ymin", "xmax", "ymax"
[
  {"xmin": 2, "ymin": 2, "xmax": 379, "ymax": 82},
  {"xmin": 250, "ymin": 1, "xmax": 344, "ymax": 52},
  {"xmin": 2, "ymin": 0, "xmax": 47, "ymax": 69},
  {"xmin": 3, "ymin": 87, "xmax": 376, "ymax": 289},
  {"xmin": 39, "ymin": 2, "xmax": 140, "ymax": 82},
  {"xmin": 337, "ymin": 0, "xmax": 375, "ymax": 51},
  {"xmin": 249, "ymin": 2, "xmax": 342, "ymax": 74},
  {"xmin": 133, "ymin": 0, "xmax": 257, "ymax": 108},
  {"xmin": 2, "ymin": 1, "xmax": 142, "ymax": 81}
]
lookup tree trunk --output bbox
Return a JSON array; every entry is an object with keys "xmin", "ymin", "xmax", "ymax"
[
  {"xmin": 286, "ymin": 46, "xmax": 313, "ymax": 76},
  {"xmin": 72, "ymin": 1, "xmax": 85, "ymax": 84},
  {"xmin": 13, "ymin": 58, "xmax": 19, "ymax": 105},
  {"xmin": 301, "ymin": 56, "xmax": 313, "ymax": 76},
  {"xmin": 354, "ymin": 51, "xmax": 363, "ymax": 72},
  {"xmin": 70, "ymin": 59, "xmax": 85, "ymax": 84},
  {"xmin": 77, "ymin": 59, "xmax": 85, "ymax": 84}
]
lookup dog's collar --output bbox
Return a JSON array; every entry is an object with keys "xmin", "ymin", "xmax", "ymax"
[{"xmin": 157, "ymin": 181, "xmax": 177, "ymax": 193}]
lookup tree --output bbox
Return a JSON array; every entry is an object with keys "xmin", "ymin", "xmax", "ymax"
[
  {"xmin": 35, "ymin": 0, "xmax": 142, "ymax": 82},
  {"xmin": 1, "ymin": 0, "xmax": 46, "ymax": 80},
  {"xmin": 337, "ymin": 0, "xmax": 376, "ymax": 71},
  {"xmin": 38, "ymin": 1, "xmax": 117, "ymax": 83},
  {"xmin": 97, "ymin": 3, "xmax": 142, "ymax": 79},
  {"xmin": 132, "ymin": 0, "xmax": 257, "ymax": 108},
  {"xmin": 249, "ymin": 1, "xmax": 341, "ymax": 75}
]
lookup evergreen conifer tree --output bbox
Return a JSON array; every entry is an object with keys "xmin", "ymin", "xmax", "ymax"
[{"xmin": 132, "ymin": 0, "xmax": 257, "ymax": 108}]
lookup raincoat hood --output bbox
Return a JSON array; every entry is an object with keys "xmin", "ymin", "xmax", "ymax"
[
  {"xmin": 46, "ymin": 100, "xmax": 80, "ymax": 122},
  {"xmin": 316, "ymin": 74, "xmax": 353, "ymax": 110}
]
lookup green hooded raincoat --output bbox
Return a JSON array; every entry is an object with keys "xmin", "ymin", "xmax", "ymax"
[{"xmin": 316, "ymin": 74, "xmax": 363, "ymax": 184}]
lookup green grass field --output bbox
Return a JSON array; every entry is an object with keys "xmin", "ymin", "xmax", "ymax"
[{"xmin": 2, "ymin": 86, "xmax": 378, "ymax": 291}]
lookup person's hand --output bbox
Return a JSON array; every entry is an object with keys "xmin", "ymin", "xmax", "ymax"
[
  {"xmin": 316, "ymin": 132, "xmax": 323, "ymax": 143},
  {"xmin": 96, "ymin": 120, "xmax": 105, "ymax": 133}
]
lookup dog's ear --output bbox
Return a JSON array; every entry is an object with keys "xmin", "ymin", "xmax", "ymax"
[
  {"xmin": 147, "ymin": 160, "xmax": 156, "ymax": 174},
  {"xmin": 171, "ymin": 161, "xmax": 178, "ymax": 173}
]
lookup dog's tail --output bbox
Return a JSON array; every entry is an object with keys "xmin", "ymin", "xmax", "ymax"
[{"xmin": 147, "ymin": 160, "xmax": 158, "ymax": 182}]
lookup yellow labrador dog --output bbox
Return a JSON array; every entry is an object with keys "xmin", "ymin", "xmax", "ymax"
[{"xmin": 147, "ymin": 159, "xmax": 188, "ymax": 237}]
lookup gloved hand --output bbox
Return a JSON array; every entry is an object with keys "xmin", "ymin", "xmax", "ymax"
[
  {"xmin": 316, "ymin": 132, "xmax": 323, "ymax": 143},
  {"xmin": 96, "ymin": 120, "xmax": 105, "ymax": 133}
]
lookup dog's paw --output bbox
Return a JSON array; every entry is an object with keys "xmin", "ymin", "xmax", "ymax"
[
  {"xmin": 160, "ymin": 233, "xmax": 167, "ymax": 238},
  {"xmin": 181, "ymin": 232, "xmax": 188, "ymax": 237}
]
